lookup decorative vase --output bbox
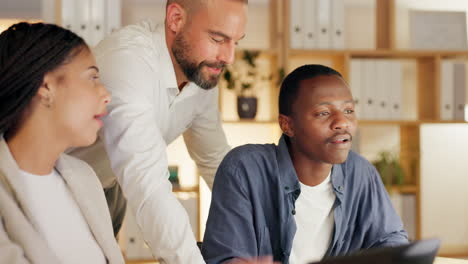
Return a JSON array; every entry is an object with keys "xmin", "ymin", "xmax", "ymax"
[{"xmin": 237, "ymin": 96, "xmax": 258, "ymax": 119}]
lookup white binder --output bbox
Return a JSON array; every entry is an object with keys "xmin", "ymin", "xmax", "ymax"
[
  {"xmin": 89, "ymin": 0, "xmax": 106, "ymax": 47},
  {"xmin": 317, "ymin": 0, "xmax": 331, "ymax": 49},
  {"xmin": 61, "ymin": 0, "xmax": 76, "ymax": 33},
  {"xmin": 75, "ymin": 0, "xmax": 92, "ymax": 44},
  {"xmin": 362, "ymin": 60, "xmax": 377, "ymax": 120},
  {"xmin": 440, "ymin": 60, "xmax": 455, "ymax": 121},
  {"xmin": 453, "ymin": 62, "xmax": 466, "ymax": 121},
  {"xmin": 107, "ymin": 0, "xmax": 122, "ymax": 35},
  {"xmin": 389, "ymin": 61, "xmax": 403, "ymax": 120},
  {"xmin": 375, "ymin": 60, "xmax": 391, "ymax": 120},
  {"xmin": 330, "ymin": 0, "xmax": 345, "ymax": 50},
  {"xmin": 303, "ymin": 0, "xmax": 317, "ymax": 49},
  {"xmin": 289, "ymin": 0, "xmax": 304, "ymax": 49},
  {"xmin": 349, "ymin": 59, "xmax": 362, "ymax": 119}
]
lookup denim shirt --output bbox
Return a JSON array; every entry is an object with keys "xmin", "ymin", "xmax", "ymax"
[{"xmin": 202, "ymin": 135, "xmax": 408, "ymax": 264}]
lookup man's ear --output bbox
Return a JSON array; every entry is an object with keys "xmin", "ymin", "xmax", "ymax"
[
  {"xmin": 166, "ymin": 3, "xmax": 187, "ymax": 34},
  {"xmin": 279, "ymin": 114, "xmax": 295, "ymax": 138}
]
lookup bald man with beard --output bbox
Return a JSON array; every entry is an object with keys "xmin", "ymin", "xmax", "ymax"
[{"xmin": 71, "ymin": 0, "xmax": 248, "ymax": 263}]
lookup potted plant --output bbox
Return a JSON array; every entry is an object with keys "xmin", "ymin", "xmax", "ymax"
[
  {"xmin": 222, "ymin": 50, "xmax": 272, "ymax": 119},
  {"xmin": 372, "ymin": 151, "xmax": 405, "ymax": 188}
]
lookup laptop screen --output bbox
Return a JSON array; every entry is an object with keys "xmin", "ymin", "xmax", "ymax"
[{"xmin": 309, "ymin": 239, "xmax": 440, "ymax": 264}]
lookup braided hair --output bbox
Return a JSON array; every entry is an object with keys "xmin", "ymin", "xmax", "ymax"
[{"xmin": 0, "ymin": 22, "xmax": 87, "ymax": 136}]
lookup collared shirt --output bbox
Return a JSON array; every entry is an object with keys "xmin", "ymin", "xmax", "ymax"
[
  {"xmin": 202, "ymin": 135, "xmax": 408, "ymax": 264},
  {"xmin": 93, "ymin": 20, "xmax": 231, "ymax": 263}
]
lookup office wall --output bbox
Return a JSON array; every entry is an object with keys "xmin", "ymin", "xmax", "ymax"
[{"xmin": 421, "ymin": 124, "xmax": 468, "ymax": 253}]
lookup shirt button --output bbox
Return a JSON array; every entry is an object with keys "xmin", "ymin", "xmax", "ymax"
[
  {"xmin": 292, "ymin": 209, "xmax": 296, "ymax": 215},
  {"xmin": 338, "ymin": 186, "xmax": 344, "ymax": 191},
  {"xmin": 285, "ymin": 186, "xmax": 289, "ymax": 191}
]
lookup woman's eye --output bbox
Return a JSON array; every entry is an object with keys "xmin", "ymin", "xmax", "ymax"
[{"xmin": 345, "ymin": 109, "xmax": 355, "ymax": 114}]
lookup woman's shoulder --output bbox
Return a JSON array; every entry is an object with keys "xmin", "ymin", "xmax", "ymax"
[{"xmin": 58, "ymin": 153, "xmax": 102, "ymax": 187}]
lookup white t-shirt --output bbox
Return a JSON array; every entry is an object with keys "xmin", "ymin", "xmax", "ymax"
[
  {"xmin": 289, "ymin": 172, "xmax": 336, "ymax": 264},
  {"xmin": 18, "ymin": 169, "xmax": 106, "ymax": 264}
]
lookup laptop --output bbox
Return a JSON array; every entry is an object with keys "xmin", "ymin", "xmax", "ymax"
[{"xmin": 309, "ymin": 239, "xmax": 440, "ymax": 264}]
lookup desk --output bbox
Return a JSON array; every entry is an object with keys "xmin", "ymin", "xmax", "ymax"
[{"xmin": 435, "ymin": 257, "xmax": 468, "ymax": 264}]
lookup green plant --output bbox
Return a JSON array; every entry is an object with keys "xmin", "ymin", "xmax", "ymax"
[
  {"xmin": 222, "ymin": 50, "xmax": 275, "ymax": 97},
  {"xmin": 372, "ymin": 151, "xmax": 405, "ymax": 187}
]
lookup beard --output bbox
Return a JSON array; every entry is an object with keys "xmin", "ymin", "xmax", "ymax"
[{"xmin": 172, "ymin": 32, "xmax": 225, "ymax": 90}]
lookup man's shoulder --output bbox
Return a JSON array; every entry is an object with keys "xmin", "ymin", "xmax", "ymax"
[
  {"xmin": 218, "ymin": 143, "xmax": 278, "ymax": 175},
  {"xmin": 215, "ymin": 143, "xmax": 279, "ymax": 191},
  {"xmin": 94, "ymin": 20, "xmax": 161, "ymax": 59},
  {"xmin": 223, "ymin": 143, "xmax": 278, "ymax": 165}
]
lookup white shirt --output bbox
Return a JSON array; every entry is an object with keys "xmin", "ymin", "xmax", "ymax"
[
  {"xmin": 93, "ymin": 20, "xmax": 231, "ymax": 263},
  {"xmin": 289, "ymin": 172, "xmax": 336, "ymax": 264},
  {"xmin": 18, "ymin": 169, "xmax": 106, "ymax": 264}
]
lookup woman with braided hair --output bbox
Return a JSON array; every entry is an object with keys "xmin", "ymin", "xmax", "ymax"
[{"xmin": 0, "ymin": 22, "xmax": 124, "ymax": 263}]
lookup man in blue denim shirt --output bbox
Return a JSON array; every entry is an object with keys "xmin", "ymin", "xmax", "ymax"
[{"xmin": 202, "ymin": 64, "xmax": 408, "ymax": 264}]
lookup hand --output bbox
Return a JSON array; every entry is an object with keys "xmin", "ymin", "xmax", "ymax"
[{"xmin": 227, "ymin": 256, "xmax": 280, "ymax": 264}]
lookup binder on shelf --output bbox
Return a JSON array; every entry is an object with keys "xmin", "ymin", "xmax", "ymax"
[
  {"xmin": 89, "ymin": 0, "xmax": 106, "ymax": 47},
  {"xmin": 361, "ymin": 60, "xmax": 377, "ymax": 120},
  {"xmin": 317, "ymin": 0, "xmax": 331, "ymax": 49},
  {"xmin": 303, "ymin": 0, "xmax": 317, "ymax": 49},
  {"xmin": 59, "ymin": 0, "xmax": 122, "ymax": 48},
  {"xmin": 375, "ymin": 60, "xmax": 391, "ymax": 120},
  {"xmin": 440, "ymin": 60, "xmax": 455, "ymax": 121},
  {"xmin": 389, "ymin": 61, "xmax": 403, "ymax": 120},
  {"xmin": 390, "ymin": 192, "xmax": 403, "ymax": 220},
  {"xmin": 390, "ymin": 193, "xmax": 416, "ymax": 241},
  {"xmin": 402, "ymin": 194, "xmax": 416, "ymax": 241},
  {"xmin": 349, "ymin": 59, "xmax": 362, "ymax": 119},
  {"xmin": 106, "ymin": 0, "xmax": 122, "ymax": 34},
  {"xmin": 453, "ymin": 62, "xmax": 466, "ymax": 121},
  {"xmin": 289, "ymin": 0, "xmax": 304, "ymax": 49},
  {"xmin": 330, "ymin": 0, "xmax": 345, "ymax": 50},
  {"xmin": 61, "ymin": 0, "xmax": 75, "ymax": 32},
  {"xmin": 76, "ymin": 0, "xmax": 91, "ymax": 46}
]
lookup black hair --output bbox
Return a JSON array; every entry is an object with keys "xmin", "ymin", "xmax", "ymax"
[
  {"xmin": 0, "ymin": 22, "xmax": 87, "ymax": 136},
  {"xmin": 278, "ymin": 64, "xmax": 343, "ymax": 116}
]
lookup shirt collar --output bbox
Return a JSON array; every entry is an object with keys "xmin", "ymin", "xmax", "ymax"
[
  {"xmin": 155, "ymin": 24, "xmax": 201, "ymax": 104},
  {"xmin": 277, "ymin": 134, "xmax": 300, "ymax": 194},
  {"xmin": 154, "ymin": 23, "xmax": 178, "ymax": 92},
  {"xmin": 331, "ymin": 163, "xmax": 345, "ymax": 199},
  {"xmin": 277, "ymin": 134, "xmax": 346, "ymax": 198}
]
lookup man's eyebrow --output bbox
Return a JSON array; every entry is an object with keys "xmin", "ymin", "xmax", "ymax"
[
  {"xmin": 208, "ymin": 30, "xmax": 245, "ymax": 41},
  {"xmin": 316, "ymin": 100, "xmax": 354, "ymax": 106}
]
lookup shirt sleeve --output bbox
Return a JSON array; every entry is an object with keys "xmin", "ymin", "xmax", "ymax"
[
  {"xmin": 98, "ymin": 51, "xmax": 204, "ymax": 264},
  {"xmin": 202, "ymin": 155, "xmax": 259, "ymax": 263},
  {"xmin": 363, "ymin": 165, "xmax": 409, "ymax": 248},
  {"xmin": 183, "ymin": 87, "xmax": 231, "ymax": 189}
]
